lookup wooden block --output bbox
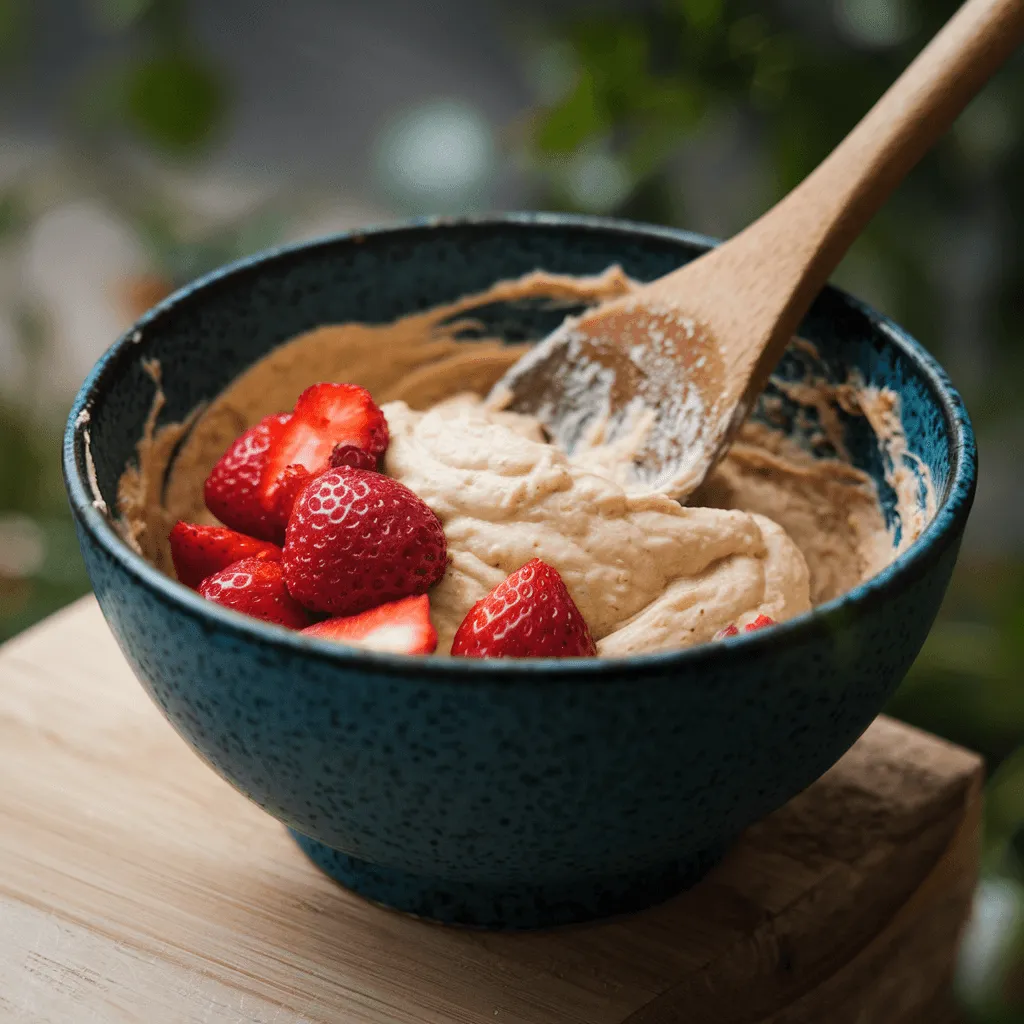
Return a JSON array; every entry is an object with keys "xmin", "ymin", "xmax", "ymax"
[{"xmin": 0, "ymin": 597, "xmax": 982, "ymax": 1024}]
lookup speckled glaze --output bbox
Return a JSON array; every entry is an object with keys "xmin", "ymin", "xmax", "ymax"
[{"xmin": 64, "ymin": 215, "xmax": 977, "ymax": 930}]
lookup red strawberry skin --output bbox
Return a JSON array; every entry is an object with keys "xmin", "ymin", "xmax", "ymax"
[
  {"xmin": 301, "ymin": 594, "xmax": 437, "ymax": 654},
  {"xmin": 262, "ymin": 384, "xmax": 388, "ymax": 512},
  {"xmin": 198, "ymin": 557, "xmax": 310, "ymax": 628},
  {"xmin": 451, "ymin": 558, "xmax": 597, "ymax": 659},
  {"xmin": 264, "ymin": 463, "xmax": 313, "ymax": 534},
  {"xmin": 329, "ymin": 443, "xmax": 378, "ymax": 471},
  {"xmin": 169, "ymin": 521, "xmax": 281, "ymax": 590},
  {"xmin": 283, "ymin": 468, "xmax": 447, "ymax": 617},
  {"xmin": 263, "ymin": 443, "xmax": 377, "ymax": 537},
  {"xmin": 203, "ymin": 412, "xmax": 290, "ymax": 542}
]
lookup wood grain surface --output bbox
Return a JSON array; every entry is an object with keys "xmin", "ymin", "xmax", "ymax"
[{"xmin": 0, "ymin": 597, "xmax": 982, "ymax": 1023}]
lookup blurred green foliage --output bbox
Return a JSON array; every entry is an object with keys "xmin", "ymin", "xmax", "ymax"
[
  {"xmin": 0, "ymin": 405, "xmax": 88, "ymax": 640},
  {"xmin": 0, "ymin": 1, "xmax": 23, "ymax": 64},
  {"xmin": 122, "ymin": 50, "xmax": 224, "ymax": 151},
  {"xmin": 0, "ymin": 0, "xmax": 242, "ymax": 649},
  {"xmin": 133, "ymin": 204, "xmax": 286, "ymax": 288},
  {"xmin": 76, "ymin": 0, "xmax": 228, "ymax": 154}
]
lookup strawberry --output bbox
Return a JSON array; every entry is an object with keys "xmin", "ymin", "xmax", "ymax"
[
  {"xmin": 203, "ymin": 412, "xmax": 290, "ymax": 542},
  {"xmin": 713, "ymin": 614, "xmax": 776, "ymax": 641},
  {"xmin": 329, "ymin": 443, "xmax": 379, "ymax": 471},
  {"xmin": 263, "ymin": 463, "xmax": 314, "ymax": 535},
  {"xmin": 301, "ymin": 594, "xmax": 437, "ymax": 654},
  {"xmin": 451, "ymin": 558, "xmax": 596, "ymax": 659},
  {"xmin": 283, "ymin": 467, "xmax": 447, "ymax": 617},
  {"xmin": 261, "ymin": 383, "xmax": 388, "ymax": 520},
  {"xmin": 198, "ymin": 557, "xmax": 310, "ymax": 628},
  {"xmin": 169, "ymin": 521, "xmax": 281, "ymax": 590},
  {"xmin": 263, "ymin": 444, "xmax": 380, "ymax": 535}
]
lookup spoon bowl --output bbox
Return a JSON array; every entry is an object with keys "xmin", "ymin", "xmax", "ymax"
[{"xmin": 492, "ymin": 297, "xmax": 725, "ymax": 497}]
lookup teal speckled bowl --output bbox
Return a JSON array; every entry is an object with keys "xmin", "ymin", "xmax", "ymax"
[{"xmin": 64, "ymin": 215, "xmax": 976, "ymax": 929}]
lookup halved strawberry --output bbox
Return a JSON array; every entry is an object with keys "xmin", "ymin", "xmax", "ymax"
[
  {"xmin": 169, "ymin": 521, "xmax": 281, "ymax": 590},
  {"xmin": 713, "ymin": 614, "xmax": 776, "ymax": 641},
  {"xmin": 451, "ymin": 558, "xmax": 596, "ymax": 659},
  {"xmin": 203, "ymin": 412, "xmax": 290, "ymax": 542},
  {"xmin": 301, "ymin": 594, "xmax": 437, "ymax": 654},
  {"xmin": 263, "ymin": 463, "xmax": 314, "ymax": 535},
  {"xmin": 283, "ymin": 467, "xmax": 447, "ymax": 617},
  {"xmin": 198, "ymin": 557, "xmax": 310, "ymax": 628},
  {"xmin": 261, "ymin": 384, "xmax": 388, "ymax": 520}
]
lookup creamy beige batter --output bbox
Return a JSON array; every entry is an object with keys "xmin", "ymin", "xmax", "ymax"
[
  {"xmin": 383, "ymin": 395, "xmax": 810, "ymax": 655},
  {"xmin": 116, "ymin": 268, "xmax": 934, "ymax": 657}
]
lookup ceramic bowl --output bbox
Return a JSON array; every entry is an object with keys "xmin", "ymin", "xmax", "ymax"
[{"xmin": 64, "ymin": 215, "xmax": 976, "ymax": 929}]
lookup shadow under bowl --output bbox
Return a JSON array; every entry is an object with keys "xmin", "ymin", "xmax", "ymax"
[{"xmin": 64, "ymin": 214, "xmax": 977, "ymax": 929}]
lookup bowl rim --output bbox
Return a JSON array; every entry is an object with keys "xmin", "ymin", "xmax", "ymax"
[{"xmin": 63, "ymin": 211, "xmax": 978, "ymax": 679}]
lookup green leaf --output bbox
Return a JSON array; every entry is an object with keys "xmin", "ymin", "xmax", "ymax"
[
  {"xmin": 988, "ymin": 747, "xmax": 1024, "ymax": 850},
  {"xmin": 728, "ymin": 15, "xmax": 770, "ymax": 59},
  {"xmin": 0, "ymin": 192, "xmax": 24, "ymax": 238},
  {"xmin": 89, "ymin": 0, "xmax": 155, "ymax": 32},
  {"xmin": 634, "ymin": 79, "xmax": 705, "ymax": 124},
  {"xmin": 0, "ymin": 0, "xmax": 27, "ymax": 63},
  {"xmin": 0, "ymin": 405, "xmax": 34, "ymax": 512},
  {"xmin": 751, "ymin": 36, "xmax": 795, "ymax": 108},
  {"xmin": 75, "ymin": 62, "xmax": 133, "ymax": 133},
  {"xmin": 534, "ymin": 70, "xmax": 605, "ymax": 154},
  {"xmin": 675, "ymin": 0, "xmax": 725, "ymax": 35},
  {"xmin": 627, "ymin": 81, "xmax": 707, "ymax": 179},
  {"xmin": 124, "ymin": 51, "xmax": 226, "ymax": 153},
  {"xmin": 570, "ymin": 19, "xmax": 650, "ymax": 116}
]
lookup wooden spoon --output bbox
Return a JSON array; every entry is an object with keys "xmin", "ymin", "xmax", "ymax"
[{"xmin": 493, "ymin": 0, "xmax": 1024, "ymax": 500}]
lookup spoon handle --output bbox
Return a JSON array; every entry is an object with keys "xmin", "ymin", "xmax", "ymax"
[{"xmin": 685, "ymin": 0, "xmax": 1024, "ymax": 367}]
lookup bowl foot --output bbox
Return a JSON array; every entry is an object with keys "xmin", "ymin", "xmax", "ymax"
[{"xmin": 288, "ymin": 829, "xmax": 727, "ymax": 929}]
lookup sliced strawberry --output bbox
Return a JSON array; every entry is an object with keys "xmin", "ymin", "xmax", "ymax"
[
  {"xmin": 329, "ymin": 443, "xmax": 379, "ymax": 471},
  {"xmin": 264, "ymin": 463, "xmax": 313, "ymax": 532},
  {"xmin": 713, "ymin": 614, "xmax": 776, "ymax": 642},
  {"xmin": 261, "ymin": 384, "xmax": 388, "ymax": 516},
  {"xmin": 169, "ymin": 521, "xmax": 281, "ymax": 590},
  {"xmin": 198, "ymin": 557, "xmax": 310, "ymax": 629},
  {"xmin": 712, "ymin": 623, "xmax": 740, "ymax": 641},
  {"xmin": 283, "ymin": 467, "xmax": 447, "ymax": 617},
  {"xmin": 203, "ymin": 412, "xmax": 290, "ymax": 542},
  {"xmin": 301, "ymin": 594, "xmax": 437, "ymax": 654},
  {"xmin": 451, "ymin": 558, "xmax": 596, "ymax": 659}
]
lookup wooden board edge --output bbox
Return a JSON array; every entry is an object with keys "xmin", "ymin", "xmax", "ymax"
[{"xmin": 623, "ymin": 761, "xmax": 983, "ymax": 1024}]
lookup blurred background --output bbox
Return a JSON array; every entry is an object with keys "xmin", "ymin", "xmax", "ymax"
[{"xmin": 0, "ymin": 0, "xmax": 1021, "ymax": 1016}]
